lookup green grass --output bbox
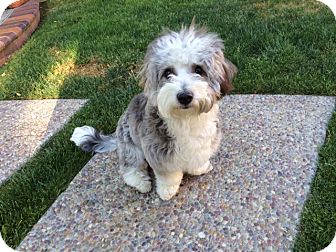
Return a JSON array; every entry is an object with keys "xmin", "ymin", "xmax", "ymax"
[
  {"xmin": 0, "ymin": 0, "xmax": 335, "ymax": 250},
  {"xmin": 294, "ymin": 112, "xmax": 336, "ymax": 252}
]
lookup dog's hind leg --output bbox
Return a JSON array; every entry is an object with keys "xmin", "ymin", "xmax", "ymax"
[{"xmin": 118, "ymin": 142, "xmax": 152, "ymax": 193}]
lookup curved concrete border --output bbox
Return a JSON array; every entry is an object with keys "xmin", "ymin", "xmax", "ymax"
[{"xmin": 0, "ymin": 0, "xmax": 40, "ymax": 66}]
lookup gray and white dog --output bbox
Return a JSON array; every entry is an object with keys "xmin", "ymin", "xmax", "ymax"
[{"xmin": 71, "ymin": 23, "xmax": 237, "ymax": 200}]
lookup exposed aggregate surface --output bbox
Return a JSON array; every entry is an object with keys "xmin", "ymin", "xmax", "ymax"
[
  {"xmin": 0, "ymin": 99, "xmax": 87, "ymax": 184},
  {"xmin": 18, "ymin": 95, "xmax": 335, "ymax": 251}
]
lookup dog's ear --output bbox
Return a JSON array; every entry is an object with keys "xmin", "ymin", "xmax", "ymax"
[
  {"xmin": 138, "ymin": 41, "xmax": 159, "ymax": 93},
  {"xmin": 138, "ymin": 60, "xmax": 149, "ymax": 90},
  {"xmin": 220, "ymin": 57, "xmax": 237, "ymax": 96},
  {"xmin": 138, "ymin": 58, "xmax": 156, "ymax": 93},
  {"xmin": 211, "ymin": 51, "xmax": 237, "ymax": 97}
]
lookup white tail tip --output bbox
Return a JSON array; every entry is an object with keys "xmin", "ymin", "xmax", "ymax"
[{"xmin": 70, "ymin": 125, "xmax": 96, "ymax": 146}]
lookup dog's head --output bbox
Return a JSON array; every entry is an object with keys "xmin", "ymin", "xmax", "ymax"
[{"xmin": 139, "ymin": 23, "xmax": 237, "ymax": 119}]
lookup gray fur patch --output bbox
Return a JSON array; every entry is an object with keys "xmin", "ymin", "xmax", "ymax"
[
  {"xmin": 79, "ymin": 129, "xmax": 117, "ymax": 153},
  {"xmin": 140, "ymin": 106, "xmax": 175, "ymax": 169},
  {"xmin": 115, "ymin": 93, "xmax": 175, "ymax": 170}
]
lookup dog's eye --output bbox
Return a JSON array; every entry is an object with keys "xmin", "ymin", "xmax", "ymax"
[
  {"xmin": 194, "ymin": 65, "xmax": 204, "ymax": 75},
  {"xmin": 163, "ymin": 68, "xmax": 173, "ymax": 79}
]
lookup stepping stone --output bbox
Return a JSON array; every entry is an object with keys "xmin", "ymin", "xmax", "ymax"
[
  {"xmin": 0, "ymin": 0, "xmax": 40, "ymax": 66},
  {"xmin": 0, "ymin": 99, "xmax": 87, "ymax": 185},
  {"xmin": 18, "ymin": 95, "xmax": 335, "ymax": 251}
]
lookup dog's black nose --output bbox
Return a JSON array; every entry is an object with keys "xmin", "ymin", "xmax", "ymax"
[{"xmin": 177, "ymin": 91, "xmax": 193, "ymax": 106}]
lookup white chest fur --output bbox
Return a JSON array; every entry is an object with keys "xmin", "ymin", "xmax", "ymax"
[{"xmin": 164, "ymin": 104, "xmax": 219, "ymax": 173}]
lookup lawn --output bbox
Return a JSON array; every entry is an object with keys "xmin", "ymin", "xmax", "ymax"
[{"xmin": 0, "ymin": 0, "xmax": 335, "ymax": 250}]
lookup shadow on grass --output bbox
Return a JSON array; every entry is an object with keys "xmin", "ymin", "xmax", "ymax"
[{"xmin": 0, "ymin": 0, "xmax": 335, "ymax": 249}]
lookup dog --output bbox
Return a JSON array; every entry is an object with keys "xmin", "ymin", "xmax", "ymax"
[{"xmin": 70, "ymin": 23, "xmax": 237, "ymax": 200}]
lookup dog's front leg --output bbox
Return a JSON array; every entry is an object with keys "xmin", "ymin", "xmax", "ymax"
[{"xmin": 155, "ymin": 170, "xmax": 183, "ymax": 200}]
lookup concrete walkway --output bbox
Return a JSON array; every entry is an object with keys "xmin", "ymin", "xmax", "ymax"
[
  {"xmin": 18, "ymin": 95, "xmax": 335, "ymax": 251},
  {"xmin": 0, "ymin": 99, "xmax": 87, "ymax": 185}
]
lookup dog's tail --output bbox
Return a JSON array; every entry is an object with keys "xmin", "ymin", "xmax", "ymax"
[{"xmin": 70, "ymin": 126, "xmax": 117, "ymax": 153}]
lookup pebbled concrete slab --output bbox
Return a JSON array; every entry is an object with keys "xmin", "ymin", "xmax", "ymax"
[
  {"xmin": 18, "ymin": 95, "xmax": 335, "ymax": 251},
  {"xmin": 0, "ymin": 99, "xmax": 87, "ymax": 185}
]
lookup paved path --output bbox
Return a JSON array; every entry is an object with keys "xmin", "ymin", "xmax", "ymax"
[
  {"xmin": 18, "ymin": 95, "xmax": 335, "ymax": 251},
  {"xmin": 0, "ymin": 99, "xmax": 87, "ymax": 185}
]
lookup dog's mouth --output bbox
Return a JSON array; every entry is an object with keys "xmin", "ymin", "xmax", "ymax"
[
  {"xmin": 168, "ymin": 104, "xmax": 201, "ymax": 118},
  {"xmin": 177, "ymin": 99, "xmax": 198, "ymax": 111},
  {"xmin": 176, "ymin": 103, "xmax": 195, "ymax": 111},
  {"xmin": 180, "ymin": 105, "xmax": 191, "ymax": 109},
  {"xmin": 176, "ymin": 104, "xmax": 198, "ymax": 114}
]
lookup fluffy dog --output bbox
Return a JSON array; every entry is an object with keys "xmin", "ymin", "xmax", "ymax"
[{"xmin": 71, "ymin": 23, "xmax": 237, "ymax": 200}]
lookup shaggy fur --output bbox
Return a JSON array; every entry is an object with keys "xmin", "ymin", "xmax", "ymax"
[{"xmin": 71, "ymin": 23, "xmax": 237, "ymax": 200}]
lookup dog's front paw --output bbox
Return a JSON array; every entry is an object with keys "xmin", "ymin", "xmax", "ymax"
[
  {"xmin": 155, "ymin": 171, "xmax": 183, "ymax": 200},
  {"xmin": 136, "ymin": 179, "xmax": 152, "ymax": 193},
  {"xmin": 123, "ymin": 171, "xmax": 152, "ymax": 193},
  {"xmin": 156, "ymin": 183, "xmax": 180, "ymax": 201},
  {"xmin": 189, "ymin": 161, "xmax": 213, "ymax": 176}
]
